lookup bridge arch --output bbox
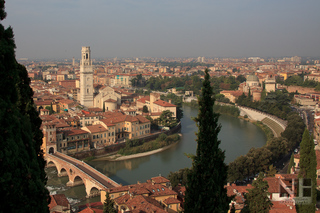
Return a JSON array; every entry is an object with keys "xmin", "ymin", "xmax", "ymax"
[
  {"xmin": 72, "ymin": 175, "xmax": 84, "ymax": 186},
  {"xmin": 45, "ymin": 152, "xmax": 120, "ymax": 198},
  {"xmin": 47, "ymin": 160, "xmax": 56, "ymax": 168},
  {"xmin": 60, "ymin": 168, "xmax": 68, "ymax": 177},
  {"xmin": 88, "ymin": 187, "xmax": 100, "ymax": 198},
  {"xmin": 49, "ymin": 147, "xmax": 54, "ymax": 154}
]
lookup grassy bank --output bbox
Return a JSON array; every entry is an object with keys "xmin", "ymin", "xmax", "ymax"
[
  {"xmin": 183, "ymin": 101, "xmax": 240, "ymax": 117},
  {"xmin": 253, "ymin": 121, "xmax": 274, "ymax": 141},
  {"xmin": 118, "ymin": 133, "xmax": 180, "ymax": 156}
]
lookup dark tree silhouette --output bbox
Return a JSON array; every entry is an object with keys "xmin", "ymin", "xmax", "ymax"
[
  {"xmin": 184, "ymin": 69, "xmax": 229, "ymax": 212},
  {"xmin": 0, "ymin": 2, "xmax": 50, "ymax": 212}
]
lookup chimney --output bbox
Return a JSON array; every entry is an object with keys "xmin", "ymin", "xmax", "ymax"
[
  {"xmin": 168, "ymin": 99, "xmax": 172, "ymax": 103},
  {"xmin": 227, "ymin": 182, "xmax": 230, "ymax": 186}
]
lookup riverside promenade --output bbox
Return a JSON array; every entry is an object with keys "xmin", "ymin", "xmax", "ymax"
[{"xmin": 238, "ymin": 106, "xmax": 287, "ymax": 137}]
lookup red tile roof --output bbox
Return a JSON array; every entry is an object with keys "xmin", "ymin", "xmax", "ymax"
[
  {"xmin": 137, "ymin": 96, "xmax": 150, "ymax": 104},
  {"xmin": 48, "ymin": 194, "xmax": 70, "ymax": 210},
  {"xmin": 269, "ymin": 201, "xmax": 296, "ymax": 213},
  {"xmin": 151, "ymin": 176, "xmax": 170, "ymax": 184},
  {"xmin": 84, "ymin": 124, "xmax": 108, "ymax": 133},
  {"xmin": 264, "ymin": 177, "xmax": 280, "ymax": 193},
  {"xmin": 153, "ymin": 100, "xmax": 176, "ymax": 107},
  {"xmin": 163, "ymin": 197, "xmax": 180, "ymax": 205}
]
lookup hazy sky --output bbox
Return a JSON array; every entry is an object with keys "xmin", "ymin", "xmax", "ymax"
[{"xmin": 2, "ymin": 0, "xmax": 320, "ymax": 59}]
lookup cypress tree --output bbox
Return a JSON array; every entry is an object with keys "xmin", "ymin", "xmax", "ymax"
[
  {"xmin": 243, "ymin": 172, "xmax": 273, "ymax": 213},
  {"xmin": 0, "ymin": 1, "xmax": 50, "ymax": 212},
  {"xmin": 103, "ymin": 191, "xmax": 117, "ymax": 213},
  {"xmin": 296, "ymin": 129, "xmax": 317, "ymax": 213},
  {"xmin": 184, "ymin": 69, "xmax": 229, "ymax": 212}
]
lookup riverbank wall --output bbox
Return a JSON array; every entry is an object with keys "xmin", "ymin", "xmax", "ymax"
[
  {"xmin": 69, "ymin": 122, "xmax": 182, "ymax": 159},
  {"xmin": 238, "ymin": 106, "xmax": 287, "ymax": 137}
]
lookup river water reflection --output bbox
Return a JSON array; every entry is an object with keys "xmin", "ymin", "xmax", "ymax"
[{"xmin": 46, "ymin": 105, "xmax": 267, "ymax": 207}]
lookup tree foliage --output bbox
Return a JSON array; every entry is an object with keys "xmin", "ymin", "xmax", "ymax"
[
  {"xmin": 142, "ymin": 105, "xmax": 149, "ymax": 113},
  {"xmin": 243, "ymin": 173, "xmax": 273, "ymax": 213},
  {"xmin": 228, "ymin": 147, "xmax": 272, "ymax": 183},
  {"xmin": 236, "ymin": 90, "xmax": 292, "ymax": 120},
  {"xmin": 158, "ymin": 110, "xmax": 177, "ymax": 128},
  {"xmin": 167, "ymin": 168, "xmax": 191, "ymax": 188},
  {"xmin": 0, "ymin": 2, "xmax": 50, "ymax": 211},
  {"xmin": 184, "ymin": 69, "xmax": 229, "ymax": 212},
  {"xmin": 266, "ymin": 137, "xmax": 289, "ymax": 162},
  {"xmin": 287, "ymin": 153, "xmax": 295, "ymax": 174},
  {"xmin": 296, "ymin": 129, "xmax": 317, "ymax": 212},
  {"xmin": 103, "ymin": 191, "xmax": 117, "ymax": 213},
  {"xmin": 281, "ymin": 112, "xmax": 305, "ymax": 150}
]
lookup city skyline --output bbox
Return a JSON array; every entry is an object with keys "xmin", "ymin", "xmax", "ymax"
[{"xmin": 3, "ymin": 0, "xmax": 320, "ymax": 59}]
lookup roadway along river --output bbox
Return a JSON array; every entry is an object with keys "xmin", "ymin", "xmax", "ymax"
[{"xmin": 46, "ymin": 105, "xmax": 267, "ymax": 207}]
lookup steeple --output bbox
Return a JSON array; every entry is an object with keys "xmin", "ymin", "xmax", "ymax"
[{"xmin": 79, "ymin": 46, "xmax": 93, "ymax": 107}]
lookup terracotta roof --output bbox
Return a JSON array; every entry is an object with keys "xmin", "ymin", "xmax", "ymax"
[
  {"xmin": 125, "ymin": 195, "xmax": 166, "ymax": 213},
  {"xmin": 114, "ymin": 193, "xmax": 131, "ymax": 205},
  {"xmin": 220, "ymin": 90, "xmax": 244, "ymax": 97},
  {"xmin": 264, "ymin": 177, "xmax": 280, "ymax": 193},
  {"xmin": 153, "ymin": 100, "xmax": 176, "ymax": 107},
  {"xmin": 88, "ymin": 107, "xmax": 103, "ymax": 112},
  {"xmin": 137, "ymin": 96, "xmax": 150, "ymax": 103},
  {"xmin": 151, "ymin": 176, "xmax": 170, "ymax": 184},
  {"xmin": 84, "ymin": 124, "xmax": 108, "ymax": 133},
  {"xmin": 78, "ymin": 207, "xmax": 103, "ymax": 213},
  {"xmin": 65, "ymin": 129, "xmax": 88, "ymax": 136},
  {"xmin": 163, "ymin": 197, "xmax": 180, "ymax": 205},
  {"xmin": 104, "ymin": 98, "xmax": 117, "ymax": 103},
  {"xmin": 59, "ymin": 99, "xmax": 74, "ymax": 104},
  {"xmin": 48, "ymin": 194, "xmax": 69, "ymax": 210},
  {"xmin": 269, "ymin": 201, "xmax": 296, "ymax": 213}
]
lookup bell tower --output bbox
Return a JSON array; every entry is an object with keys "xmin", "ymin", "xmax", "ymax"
[{"xmin": 80, "ymin": 46, "xmax": 93, "ymax": 107}]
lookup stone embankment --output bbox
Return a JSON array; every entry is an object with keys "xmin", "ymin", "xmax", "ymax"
[{"xmin": 238, "ymin": 106, "xmax": 287, "ymax": 137}]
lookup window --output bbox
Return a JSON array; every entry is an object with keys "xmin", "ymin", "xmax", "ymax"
[
  {"xmin": 93, "ymin": 135, "xmax": 96, "ymax": 139},
  {"xmin": 104, "ymin": 133, "xmax": 106, "ymax": 137}
]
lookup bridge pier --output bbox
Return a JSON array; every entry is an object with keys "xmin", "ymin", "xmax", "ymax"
[
  {"xmin": 58, "ymin": 171, "xmax": 68, "ymax": 177},
  {"xmin": 86, "ymin": 191, "xmax": 101, "ymax": 198}
]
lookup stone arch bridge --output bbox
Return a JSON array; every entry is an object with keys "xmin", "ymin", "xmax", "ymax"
[{"xmin": 46, "ymin": 152, "xmax": 120, "ymax": 198}]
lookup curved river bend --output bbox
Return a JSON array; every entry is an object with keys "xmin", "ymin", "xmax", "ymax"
[{"xmin": 46, "ymin": 105, "xmax": 267, "ymax": 206}]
